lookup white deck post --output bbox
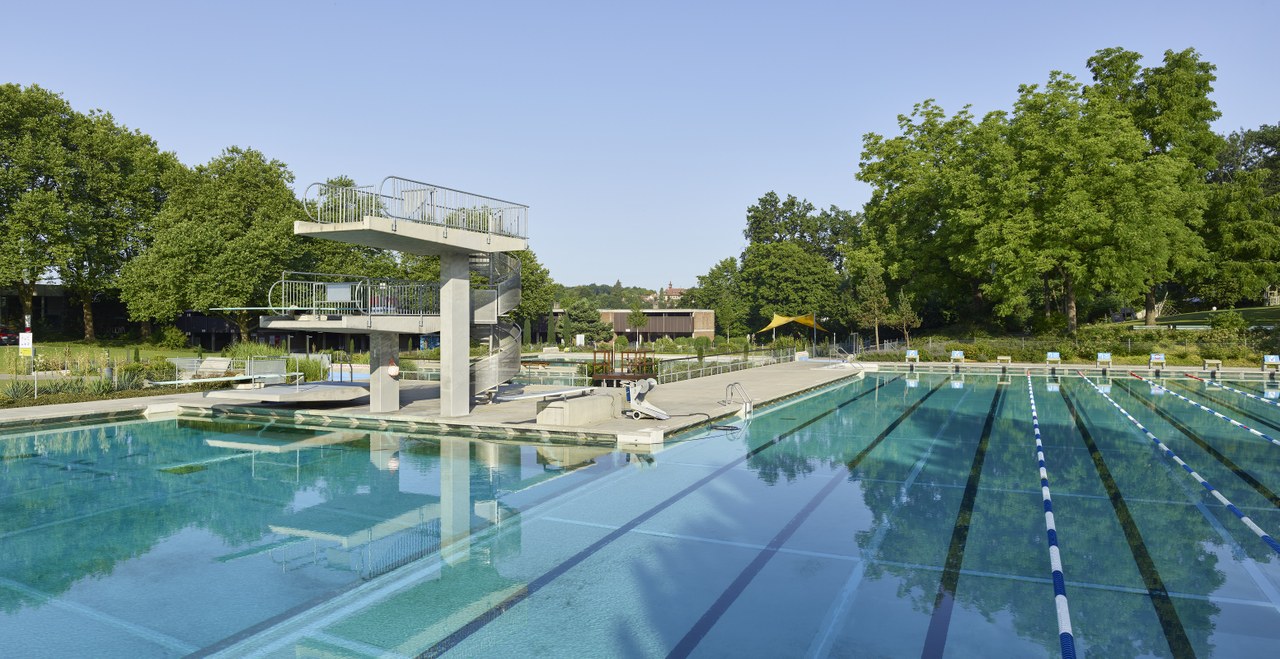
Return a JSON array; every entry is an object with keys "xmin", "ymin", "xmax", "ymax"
[{"xmin": 440, "ymin": 252, "xmax": 472, "ymax": 417}]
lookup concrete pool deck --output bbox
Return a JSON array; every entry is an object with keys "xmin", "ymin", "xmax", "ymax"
[
  {"xmin": 0, "ymin": 360, "xmax": 865, "ymax": 442},
  {"xmin": 3, "ymin": 359, "xmax": 1275, "ymax": 445}
]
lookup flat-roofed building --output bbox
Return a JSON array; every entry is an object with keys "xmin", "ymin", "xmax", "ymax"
[{"xmin": 598, "ymin": 308, "xmax": 714, "ymax": 340}]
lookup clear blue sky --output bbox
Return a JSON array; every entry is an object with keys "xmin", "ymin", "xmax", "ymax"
[{"xmin": 3, "ymin": 1, "xmax": 1277, "ymax": 290}]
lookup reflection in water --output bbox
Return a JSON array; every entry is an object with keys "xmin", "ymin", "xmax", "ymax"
[{"xmin": 0, "ymin": 417, "xmax": 622, "ymax": 656}]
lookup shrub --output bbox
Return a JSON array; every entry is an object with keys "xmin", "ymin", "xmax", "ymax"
[
  {"xmin": 225, "ymin": 341, "xmax": 285, "ymax": 360},
  {"xmin": 1, "ymin": 380, "xmax": 34, "ymax": 401},
  {"xmin": 154, "ymin": 325, "xmax": 189, "ymax": 349},
  {"xmin": 288, "ymin": 357, "xmax": 329, "ymax": 382},
  {"xmin": 1210, "ymin": 310, "xmax": 1247, "ymax": 335}
]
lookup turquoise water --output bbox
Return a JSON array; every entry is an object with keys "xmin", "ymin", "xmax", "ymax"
[{"xmin": 2, "ymin": 372, "xmax": 1280, "ymax": 657}]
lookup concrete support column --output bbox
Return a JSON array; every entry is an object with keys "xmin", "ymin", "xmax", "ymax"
[
  {"xmin": 368, "ymin": 331, "xmax": 400, "ymax": 413},
  {"xmin": 440, "ymin": 252, "xmax": 472, "ymax": 417},
  {"xmin": 440, "ymin": 437, "xmax": 472, "ymax": 563}
]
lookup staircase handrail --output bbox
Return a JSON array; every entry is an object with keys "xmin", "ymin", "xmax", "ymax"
[{"xmin": 471, "ymin": 322, "xmax": 521, "ymax": 396}]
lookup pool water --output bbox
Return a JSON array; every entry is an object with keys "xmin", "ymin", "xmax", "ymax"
[{"xmin": 2, "ymin": 372, "xmax": 1280, "ymax": 657}]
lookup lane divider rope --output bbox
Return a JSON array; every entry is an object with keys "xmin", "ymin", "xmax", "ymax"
[
  {"xmin": 1027, "ymin": 374, "xmax": 1077, "ymax": 659},
  {"xmin": 1076, "ymin": 370, "xmax": 1280, "ymax": 556},
  {"xmin": 1131, "ymin": 373, "xmax": 1280, "ymax": 449},
  {"xmin": 1184, "ymin": 373, "xmax": 1280, "ymax": 411}
]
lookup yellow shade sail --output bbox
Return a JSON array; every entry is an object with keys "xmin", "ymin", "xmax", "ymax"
[{"xmin": 755, "ymin": 313, "xmax": 827, "ymax": 334}]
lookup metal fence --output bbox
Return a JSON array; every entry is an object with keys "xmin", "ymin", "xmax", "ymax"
[{"xmin": 656, "ymin": 348, "xmax": 795, "ymax": 384}]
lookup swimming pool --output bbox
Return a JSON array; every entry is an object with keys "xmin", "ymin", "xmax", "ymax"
[{"xmin": 2, "ymin": 372, "xmax": 1279, "ymax": 656}]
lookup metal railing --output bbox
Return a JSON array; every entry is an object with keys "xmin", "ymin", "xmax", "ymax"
[
  {"xmin": 302, "ymin": 183, "xmax": 394, "ymax": 224},
  {"xmin": 269, "ymin": 272, "xmax": 441, "ymax": 317},
  {"xmin": 381, "ymin": 176, "xmax": 527, "ymax": 239},
  {"xmin": 301, "ymin": 177, "xmax": 529, "ymax": 240},
  {"xmin": 656, "ymin": 348, "xmax": 795, "ymax": 384}
]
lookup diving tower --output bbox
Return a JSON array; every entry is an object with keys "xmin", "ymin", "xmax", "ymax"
[{"xmin": 260, "ymin": 177, "xmax": 527, "ymax": 416}]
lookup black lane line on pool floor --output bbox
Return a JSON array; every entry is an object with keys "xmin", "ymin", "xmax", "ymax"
[
  {"xmin": 1116, "ymin": 380, "xmax": 1280, "ymax": 509},
  {"xmin": 1061, "ymin": 386, "xmax": 1194, "ymax": 658},
  {"xmin": 920, "ymin": 383, "xmax": 1005, "ymax": 659},
  {"xmin": 666, "ymin": 376, "xmax": 952, "ymax": 659},
  {"xmin": 418, "ymin": 375, "xmax": 904, "ymax": 659}
]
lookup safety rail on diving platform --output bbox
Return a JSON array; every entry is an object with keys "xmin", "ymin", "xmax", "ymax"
[
  {"xmin": 303, "ymin": 177, "xmax": 528, "ymax": 240},
  {"xmin": 268, "ymin": 264, "xmax": 520, "ymax": 321},
  {"xmin": 269, "ymin": 272, "xmax": 440, "ymax": 317}
]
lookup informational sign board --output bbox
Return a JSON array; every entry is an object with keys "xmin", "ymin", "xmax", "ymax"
[{"xmin": 19, "ymin": 331, "xmax": 33, "ymax": 357}]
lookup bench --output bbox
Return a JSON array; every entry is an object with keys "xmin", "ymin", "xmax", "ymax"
[
  {"xmin": 1265, "ymin": 355, "xmax": 1280, "ymax": 371},
  {"xmin": 1203, "ymin": 359, "xmax": 1222, "ymax": 370},
  {"xmin": 950, "ymin": 350, "xmax": 965, "ymax": 364},
  {"xmin": 1045, "ymin": 352, "xmax": 1061, "ymax": 365},
  {"xmin": 1149, "ymin": 353, "xmax": 1166, "ymax": 369},
  {"xmin": 904, "ymin": 349, "xmax": 919, "ymax": 363},
  {"xmin": 1096, "ymin": 352, "xmax": 1112, "ymax": 368},
  {"xmin": 195, "ymin": 357, "xmax": 233, "ymax": 378},
  {"xmin": 996, "ymin": 355, "xmax": 1012, "ymax": 364}
]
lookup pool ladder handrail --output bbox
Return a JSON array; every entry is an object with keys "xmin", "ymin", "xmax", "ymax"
[{"xmin": 721, "ymin": 382, "xmax": 753, "ymax": 417}]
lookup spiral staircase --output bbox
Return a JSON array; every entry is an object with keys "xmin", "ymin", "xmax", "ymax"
[{"xmin": 259, "ymin": 177, "xmax": 528, "ymax": 415}]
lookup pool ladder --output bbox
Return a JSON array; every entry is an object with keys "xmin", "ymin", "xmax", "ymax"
[{"xmin": 721, "ymin": 382, "xmax": 753, "ymax": 418}]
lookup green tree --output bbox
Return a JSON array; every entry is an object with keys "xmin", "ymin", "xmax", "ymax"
[
  {"xmin": 743, "ymin": 191, "xmax": 857, "ymax": 269},
  {"xmin": 1086, "ymin": 47, "xmax": 1220, "ymax": 321},
  {"xmin": 560, "ymin": 298, "xmax": 612, "ymax": 344},
  {"xmin": 686, "ymin": 257, "xmax": 749, "ymax": 338},
  {"xmin": 737, "ymin": 241, "xmax": 838, "ymax": 334},
  {"xmin": 119, "ymin": 147, "xmax": 307, "ymax": 340},
  {"xmin": 848, "ymin": 250, "xmax": 892, "ymax": 347},
  {"xmin": 858, "ymin": 100, "xmax": 989, "ymax": 322},
  {"xmin": 510, "ymin": 249, "xmax": 554, "ymax": 332},
  {"xmin": 1195, "ymin": 126, "xmax": 1280, "ymax": 305},
  {"xmin": 892, "ymin": 290, "xmax": 921, "ymax": 346},
  {"xmin": 627, "ymin": 300, "xmax": 649, "ymax": 344},
  {"xmin": 0, "ymin": 84, "xmax": 173, "ymax": 339}
]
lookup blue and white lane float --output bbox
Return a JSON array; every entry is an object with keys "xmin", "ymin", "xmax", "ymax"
[
  {"xmin": 1076, "ymin": 371, "xmax": 1280, "ymax": 556},
  {"xmin": 1184, "ymin": 372, "xmax": 1280, "ymax": 410},
  {"xmin": 1027, "ymin": 374, "xmax": 1077, "ymax": 659},
  {"xmin": 1131, "ymin": 372, "xmax": 1280, "ymax": 449}
]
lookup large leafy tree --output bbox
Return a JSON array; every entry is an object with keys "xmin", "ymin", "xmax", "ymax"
[
  {"xmin": 0, "ymin": 84, "xmax": 172, "ymax": 339},
  {"xmin": 509, "ymin": 249, "xmax": 554, "ymax": 333},
  {"xmin": 1196, "ymin": 126, "xmax": 1280, "ymax": 304},
  {"xmin": 737, "ymin": 241, "xmax": 838, "ymax": 333},
  {"xmin": 744, "ymin": 191, "xmax": 857, "ymax": 269},
  {"xmin": 1086, "ymin": 47, "xmax": 1219, "ymax": 320},
  {"xmin": 994, "ymin": 72, "xmax": 1193, "ymax": 332},
  {"xmin": 118, "ymin": 147, "xmax": 307, "ymax": 340},
  {"xmin": 685, "ymin": 257, "xmax": 749, "ymax": 338},
  {"xmin": 858, "ymin": 101, "xmax": 989, "ymax": 321}
]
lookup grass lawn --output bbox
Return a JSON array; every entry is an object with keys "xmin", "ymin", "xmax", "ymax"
[{"xmin": 1156, "ymin": 306, "xmax": 1280, "ymax": 325}]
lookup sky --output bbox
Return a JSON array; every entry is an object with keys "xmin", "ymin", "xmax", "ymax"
[{"xmin": 3, "ymin": 1, "xmax": 1278, "ymax": 291}]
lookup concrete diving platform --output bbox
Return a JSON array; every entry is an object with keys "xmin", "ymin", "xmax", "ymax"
[
  {"xmin": 205, "ymin": 381, "xmax": 370, "ymax": 404},
  {"xmin": 295, "ymin": 216, "xmax": 526, "ymax": 256}
]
